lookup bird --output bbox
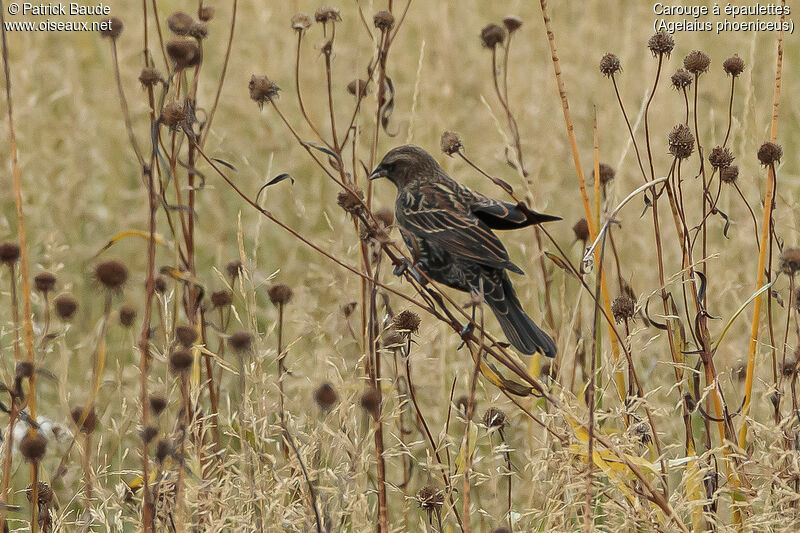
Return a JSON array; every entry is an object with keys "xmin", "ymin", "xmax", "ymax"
[{"xmin": 370, "ymin": 145, "xmax": 560, "ymax": 357}]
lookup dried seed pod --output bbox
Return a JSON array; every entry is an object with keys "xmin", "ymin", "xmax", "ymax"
[
  {"xmin": 149, "ymin": 394, "xmax": 168, "ymax": 416},
  {"xmin": 268, "ymin": 284, "xmax": 293, "ymax": 306},
  {"xmin": 779, "ymin": 248, "xmax": 800, "ymax": 276},
  {"xmin": 95, "ymin": 260, "xmax": 128, "ymax": 291},
  {"xmin": 594, "ymin": 163, "xmax": 615, "ymax": 186},
  {"xmin": 668, "ymin": 124, "xmax": 695, "ymax": 160},
  {"xmin": 119, "ymin": 305, "xmax": 137, "ymax": 327},
  {"xmin": 99, "ymin": 16, "xmax": 123, "ymax": 39},
  {"xmin": 722, "ymin": 54, "xmax": 745, "ymax": 77},
  {"xmin": 16, "ymin": 361, "xmax": 34, "ymax": 379},
  {"xmin": 683, "ymin": 50, "xmax": 710, "ymax": 75},
  {"xmin": 154, "ymin": 275, "xmax": 168, "ymax": 294},
  {"xmin": 720, "ymin": 165, "xmax": 739, "ymax": 184},
  {"xmin": 313, "ymin": 383, "xmax": 338, "ymax": 411},
  {"xmin": 167, "ymin": 11, "xmax": 194, "ymax": 35},
  {"xmin": 374, "ymin": 209, "xmax": 394, "ymax": 228},
  {"xmin": 671, "ymin": 69, "xmax": 692, "ymax": 90},
  {"xmin": 482, "ymin": 407, "xmax": 507, "ymax": 429},
  {"xmin": 0, "ymin": 242, "xmax": 20, "ymax": 265},
  {"xmin": 70, "ymin": 406, "xmax": 98, "ymax": 434},
  {"xmin": 392, "ymin": 310, "xmax": 421, "ymax": 337},
  {"xmin": 175, "ymin": 324, "xmax": 198, "ymax": 346},
  {"xmin": 189, "ymin": 21, "xmax": 208, "ymax": 39},
  {"xmin": 26, "ymin": 481, "xmax": 53, "ymax": 505},
  {"xmin": 455, "ymin": 395, "xmax": 472, "ymax": 417},
  {"xmin": 599, "ymin": 53, "xmax": 621, "ymax": 77},
  {"xmin": 612, "ymin": 295, "xmax": 635, "ymax": 323},
  {"xmin": 337, "ymin": 188, "xmax": 365, "ymax": 215},
  {"xmin": 211, "ymin": 290, "xmax": 233, "ymax": 308},
  {"xmin": 141, "ymin": 426, "xmax": 158, "ymax": 443},
  {"xmin": 417, "ymin": 485, "xmax": 444, "ymax": 512},
  {"xmin": 708, "ymin": 146, "xmax": 734, "ymax": 170},
  {"xmin": 480, "ymin": 23, "xmax": 506, "ymax": 48},
  {"xmin": 160, "ymin": 101, "xmax": 185, "ymax": 128},
  {"xmin": 155, "ymin": 439, "xmax": 172, "ymax": 462},
  {"xmin": 360, "ymin": 388, "xmax": 381, "ymax": 419},
  {"xmin": 373, "ymin": 10, "xmax": 394, "ymax": 31},
  {"xmin": 647, "ymin": 31, "xmax": 674, "ymax": 57},
  {"xmin": 249, "ymin": 75, "xmax": 280, "ymax": 108},
  {"xmin": 502, "ymin": 15, "xmax": 523, "ymax": 33},
  {"xmin": 291, "ymin": 13, "xmax": 312, "ymax": 31},
  {"xmin": 757, "ymin": 142, "xmax": 782, "ymax": 166},
  {"xmin": 166, "ymin": 39, "xmax": 202, "ymax": 70},
  {"xmin": 440, "ymin": 131, "xmax": 463, "ymax": 156},
  {"xmin": 198, "ymin": 6, "xmax": 215, "ymax": 21},
  {"xmin": 228, "ymin": 331, "xmax": 253, "ymax": 352},
  {"xmin": 54, "ymin": 294, "xmax": 78, "ymax": 321},
  {"xmin": 226, "ymin": 260, "xmax": 243, "ymax": 279},
  {"xmin": 572, "ymin": 218, "xmax": 590, "ymax": 243},
  {"xmin": 34, "ymin": 272, "xmax": 56, "ymax": 293},
  {"xmin": 346, "ymin": 79, "xmax": 369, "ymax": 96},
  {"xmin": 139, "ymin": 67, "xmax": 163, "ymax": 88},
  {"xmin": 314, "ymin": 6, "xmax": 341, "ymax": 24},
  {"xmin": 169, "ymin": 348, "xmax": 194, "ymax": 374},
  {"xmin": 20, "ymin": 431, "xmax": 47, "ymax": 463}
]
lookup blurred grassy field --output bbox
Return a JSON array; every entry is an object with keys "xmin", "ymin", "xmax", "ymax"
[{"xmin": 1, "ymin": 0, "xmax": 799, "ymax": 531}]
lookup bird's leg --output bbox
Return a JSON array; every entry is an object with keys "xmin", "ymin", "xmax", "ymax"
[
  {"xmin": 456, "ymin": 296, "xmax": 478, "ymax": 350},
  {"xmin": 393, "ymin": 258, "xmax": 427, "ymax": 285}
]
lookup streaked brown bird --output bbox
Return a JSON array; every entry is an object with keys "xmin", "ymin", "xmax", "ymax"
[{"xmin": 370, "ymin": 145, "xmax": 559, "ymax": 357}]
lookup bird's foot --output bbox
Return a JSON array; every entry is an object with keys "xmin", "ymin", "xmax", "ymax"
[
  {"xmin": 393, "ymin": 259, "xmax": 427, "ymax": 285},
  {"xmin": 456, "ymin": 322, "xmax": 475, "ymax": 350}
]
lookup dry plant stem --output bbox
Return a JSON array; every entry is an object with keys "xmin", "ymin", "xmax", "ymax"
[
  {"xmin": 738, "ymin": 5, "xmax": 784, "ymax": 453},
  {"xmin": 0, "ymin": 4, "xmax": 39, "ymax": 528},
  {"xmin": 462, "ymin": 340, "xmax": 484, "ymax": 533},
  {"xmin": 536, "ymin": 0, "xmax": 625, "ymax": 403},
  {"xmin": 199, "ymin": 0, "xmax": 237, "ymax": 151},
  {"xmin": 777, "ymin": 275, "xmax": 795, "ymax": 420},
  {"xmin": 609, "ymin": 75, "xmax": 647, "ymax": 182},
  {"xmin": 292, "ymin": 31, "xmax": 329, "ymax": 150}
]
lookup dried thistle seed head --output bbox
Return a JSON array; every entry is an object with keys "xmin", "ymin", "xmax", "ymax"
[
  {"xmin": 572, "ymin": 218, "xmax": 590, "ymax": 243},
  {"xmin": 337, "ymin": 188, "xmax": 365, "ymax": 215},
  {"xmin": 268, "ymin": 284, "xmax": 293, "ymax": 306},
  {"xmin": 26, "ymin": 481, "xmax": 53, "ymax": 505},
  {"xmin": 99, "ymin": 16, "xmax": 123, "ymax": 39},
  {"xmin": 167, "ymin": 11, "xmax": 194, "ymax": 35},
  {"xmin": 20, "ymin": 431, "xmax": 47, "ymax": 463},
  {"xmin": 416, "ymin": 486, "xmax": 444, "ymax": 512},
  {"xmin": 314, "ymin": 6, "xmax": 341, "ymax": 24},
  {"xmin": 155, "ymin": 439, "xmax": 172, "ymax": 462},
  {"xmin": 720, "ymin": 165, "xmax": 739, "ymax": 184},
  {"xmin": 138, "ymin": 67, "xmax": 163, "ymax": 88},
  {"xmin": 169, "ymin": 348, "xmax": 194, "ymax": 374},
  {"xmin": 757, "ymin": 142, "xmax": 782, "ymax": 166},
  {"xmin": 54, "ymin": 294, "xmax": 78, "ymax": 321},
  {"xmin": 374, "ymin": 209, "xmax": 394, "ymax": 228},
  {"xmin": 708, "ymin": 146, "xmax": 735, "ymax": 170},
  {"xmin": 160, "ymin": 101, "xmax": 185, "ymax": 128},
  {"xmin": 480, "ymin": 23, "xmax": 506, "ymax": 48},
  {"xmin": 313, "ymin": 383, "xmax": 338, "ymax": 411},
  {"xmin": 175, "ymin": 324, "xmax": 198, "ymax": 346},
  {"xmin": 342, "ymin": 301, "xmax": 357, "ymax": 318},
  {"xmin": 594, "ymin": 163, "xmax": 615, "ymax": 186},
  {"xmin": 612, "ymin": 295, "xmax": 635, "ymax": 323},
  {"xmin": 228, "ymin": 331, "xmax": 253, "ymax": 352},
  {"xmin": 198, "ymin": 6, "xmax": 215, "ymax": 21},
  {"xmin": 34, "ymin": 272, "xmax": 56, "ymax": 293},
  {"xmin": 482, "ymin": 407, "xmax": 507, "ymax": 429},
  {"xmin": 373, "ymin": 10, "xmax": 394, "ymax": 31},
  {"xmin": 141, "ymin": 425, "xmax": 158, "ymax": 443},
  {"xmin": 782, "ymin": 359, "xmax": 797, "ymax": 377},
  {"xmin": 211, "ymin": 289, "xmax": 233, "ymax": 308},
  {"xmin": 16, "ymin": 361, "xmax": 34, "ymax": 379},
  {"xmin": 440, "ymin": 131, "xmax": 463, "ymax": 156},
  {"xmin": 149, "ymin": 394, "xmax": 168, "ymax": 416},
  {"xmin": 346, "ymin": 79, "xmax": 369, "ymax": 96},
  {"xmin": 668, "ymin": 124, "xmax": 695, "ymax": 159},
  {"xmin": 722, "ymin": 54, "xmax": 745, "ymax": 77},
  {"xmin": 119, "ymin": 305, "xmax": 137, "ymax": 327},
  {"xmin": 683, "ymin": 50, "xmax": 711, "ymax": 75},
  {"xmin": 671, "ymin": 69, "xmax": 692, "ymax": 90},
  {"xmin": 633, "ymin": 422, "xmax": 652, "ymax": 444},
  {"xmin": 70, "ymin": 406, "xmax": 98, "ymax": 433},
  {"xmin": 392, "ymin": 310, "xmax": 421, "ymax": 336},
  {"xmin": 599, "ymin": 53, "xmax": 621, "ymax": 77},
  {"xmin": 166, "ymin": 39, "xmax": 202, "ymax": 70},
  {"xmin": 189, "ymin": 21, "xmax": 208, "ymax": 39},
  {"xmin": 0, "ymin": 242, "xmax": 20, "ymax": 265},
  {"xmin": 360, "ymin": 388, "xmax": 381, "ymax": 419},
  {"xmin": 779, "ymin": 247, "xmax": 800, "ymax": 275},
  {"xmin": 382, "ymin": 327, "xmax": 405, "ymax": 348},
  {"xmin": 95, "ymin": 260, "xmax": 128, "ymax": 291},
  {"xmin": 249, "ymin": 75, "xmax": 280, "ymax": 108},
  {"xmin": 154, "ymin": 275, "xmax": 168, "ymax": 294},
  {"xmin": 647, "ymin": 31, "xmax": 675, "ymax": 57},
  {"xmin": 502, "ymin": 15, "xmax": 523, "ymax": 33},
  {"xmin": 226, "ymin": 260, "xmax": 243, "ymax": 279},
  {"xmin": 291, "ymin": 12, "xmax": 313, "ymax": 31}
]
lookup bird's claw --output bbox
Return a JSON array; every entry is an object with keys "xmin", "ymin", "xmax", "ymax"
[
  {"xmin": 393, "ymin": 259, "xmax": 427, "ymax": 285},
  {"xmin": 456, "ymin": 322, "xmax": 475, "ymax": 350}
]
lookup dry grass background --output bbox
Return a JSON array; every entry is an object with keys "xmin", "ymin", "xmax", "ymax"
[{"xmin": 0, "ymin": 0, "xmax": 799, "ymax": 531}]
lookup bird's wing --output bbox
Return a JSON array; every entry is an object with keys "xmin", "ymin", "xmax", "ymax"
[
  {"xmin": 469, "ymin": 192, "xmax": 562, "ymax": 230},
  {"xmin": 397, "ymin": 182, "xmax": 523, "ymax": 273}
]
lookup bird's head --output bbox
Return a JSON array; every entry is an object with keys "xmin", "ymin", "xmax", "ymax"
[{"xmin": 370, "ymin": 145, "xmax": 439, "ymax": 188}]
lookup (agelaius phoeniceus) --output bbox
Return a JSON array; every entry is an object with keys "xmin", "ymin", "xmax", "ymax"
[{"xmin": 370, "ymin": 145, "xmax": 559, "ymax": 357}]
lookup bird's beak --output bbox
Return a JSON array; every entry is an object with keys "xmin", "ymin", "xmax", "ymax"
[{"xmin": 369, "ymin": 164, "xmax": 387, "ymax": 181}]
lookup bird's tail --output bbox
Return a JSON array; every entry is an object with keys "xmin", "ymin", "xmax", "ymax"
[{"xmin": 483, "ymin": 273, "xmax": 557, "ymax": 358}]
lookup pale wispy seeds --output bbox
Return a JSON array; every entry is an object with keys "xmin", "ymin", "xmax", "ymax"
[{"xmin": 291, "ymin": 13, "xmax": 313, "ymax": 31}]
